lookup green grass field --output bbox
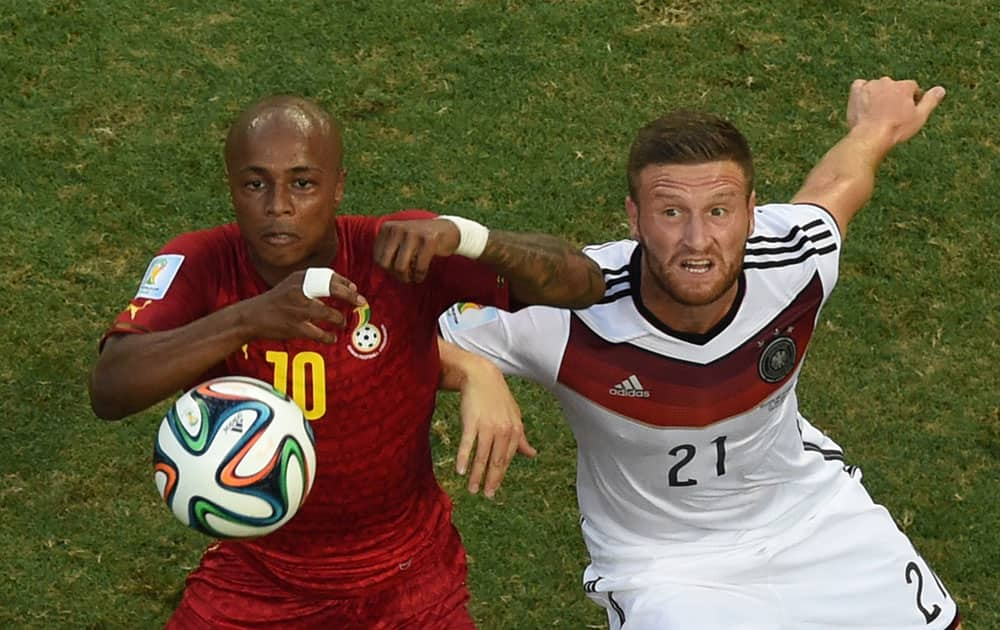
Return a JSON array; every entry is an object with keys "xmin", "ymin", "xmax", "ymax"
[{"xmin": 2, "ymin": 1, "xmax": 998, "ymax": 627}]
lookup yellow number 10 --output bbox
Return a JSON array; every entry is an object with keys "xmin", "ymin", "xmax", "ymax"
[{"xmin": 265, "ymin": 350, "xmax": 326, "ymax": 421}]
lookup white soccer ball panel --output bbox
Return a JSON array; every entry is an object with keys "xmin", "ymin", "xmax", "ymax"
[
  {"xmin": 153, "ymin": 469, "xmax": 169, "ymax": 498},
  {"xmin": 173, "ymin": 392, "xmax": 204, "ymax": 439},
  {"xmin": 204, "ymin": 514, "xmax": 279, "ymax": 539}
]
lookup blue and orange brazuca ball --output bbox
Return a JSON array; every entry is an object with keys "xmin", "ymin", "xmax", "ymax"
[{"xmin": 153, "ymin": 376, "xmax": 316, "ymax": 539}]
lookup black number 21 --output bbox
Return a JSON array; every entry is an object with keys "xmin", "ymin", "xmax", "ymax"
[{"xmin": 667, "ymin": 436, "xmax": 728, "ymax": 487}]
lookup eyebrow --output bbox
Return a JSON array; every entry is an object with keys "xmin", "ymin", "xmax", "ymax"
[
  {"xmin": 707, "ymin": 190, "xmax": 740, "ymax": 199},
  {"xmin": 650, "ymin": 188, "xmax": 740, "ymax": 201},
  {"xmin": 238, "ymin": 165, "xmax": 323, "ymax": 175}
]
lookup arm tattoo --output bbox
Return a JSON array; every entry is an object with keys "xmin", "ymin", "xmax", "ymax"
[{"xmin": 481, "ymin": 230, "xmax": 604, "ymax": 308}]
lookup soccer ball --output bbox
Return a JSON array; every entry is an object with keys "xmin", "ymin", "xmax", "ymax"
[{"xmin": 153, "ymin": 376, "xmax": 317, "ymax": 539}]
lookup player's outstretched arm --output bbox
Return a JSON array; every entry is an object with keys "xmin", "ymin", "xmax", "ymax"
[
  {"xmin": 478, "ymin": 229, "xmax": 604, "ymax": 309},
  {"xmin": 375, "ymin": 218, "xmax": 605, "ymax": 308},
  {"xmin": 89, "ymin": 269, "xmax": 363, "ymax": 420},
  {"xmin": 791, "ymin": 77, "xmax": 945, "ymax": 238},
  {"xmin": 438, "ymin": 337, "xmax": 537, "ymax": 499}
]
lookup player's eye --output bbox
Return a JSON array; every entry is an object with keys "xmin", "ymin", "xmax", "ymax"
[
  {"xmin": 663, "ymin": 208, "xmax": 681, "ymax": 217},
  {"xmin": 709, "ymin": 207, "xmax": 728, "ymax": 217},
  {"xmin": 293, "ymin": 178, "xmax": 314, "ymax": 189},
  {"xmin": 244, "ymin": 179, "xmax": 265, "ymax": 191}
]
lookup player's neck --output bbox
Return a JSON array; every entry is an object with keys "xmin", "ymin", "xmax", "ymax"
[{"xmin": 639, "ymin": 275, "xmax": 741, "ymax": 336}]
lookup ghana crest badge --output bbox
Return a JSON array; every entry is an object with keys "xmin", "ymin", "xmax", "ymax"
[
  {"xmin": 348, "ymin": 304, "xmax": 387, "ymax": 359},
  {"xmin": 758, "ymin": 336, "xmax": 796, "ymax": 383}
]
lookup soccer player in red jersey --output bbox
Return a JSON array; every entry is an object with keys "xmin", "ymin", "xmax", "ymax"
[{"xmin": 88, "ymin": 95, "xmax": 605, "ymax": 629}]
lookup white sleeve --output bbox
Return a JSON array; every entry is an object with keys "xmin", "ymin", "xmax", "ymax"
[
  {"xmin": 794, "ymin": 202, "xmax": 842, "ymax": 301},
  {"xmin": 751, "ymin": 202, "xmax": 842, "ymax": 302},
  {"xmin": 438, "ymin": 303, "xmax": 568, "ymax": 387}
]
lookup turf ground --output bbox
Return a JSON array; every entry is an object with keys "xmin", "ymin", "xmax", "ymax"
[{"xmin": 1, "ymin": 1, "xmax": 997, "ymax": 627}]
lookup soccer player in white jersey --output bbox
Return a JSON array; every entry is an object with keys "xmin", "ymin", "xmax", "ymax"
[{"xmin": 439, "ymin": 77, "xmax": 960, "ymax": 629}]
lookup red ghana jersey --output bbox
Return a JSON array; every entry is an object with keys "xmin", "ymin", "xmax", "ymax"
[{"xmin": 105, "ymin": 210, "xmax": 509, "ymax": 595}]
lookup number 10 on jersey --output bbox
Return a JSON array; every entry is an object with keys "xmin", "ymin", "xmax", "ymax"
[{"xmin": 265, "ymin": 351, "xmax": 326, "ymax": 420}]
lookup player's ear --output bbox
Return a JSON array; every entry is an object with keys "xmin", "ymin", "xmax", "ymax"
[
  {"xmin": 332, "ymin": 169, "xmax": 347, "ymax": 209},
  {"xmin": 746, "ymin": 189, "xmax": 756, "ymax": 237},
  {"xmin": 626, "ymin": 196, "xmax": 641, "ymax": 240}
]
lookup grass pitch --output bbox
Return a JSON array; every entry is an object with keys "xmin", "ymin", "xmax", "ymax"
[{"xmin": 1, "ymin": 1, "xmax": 997, "ymax": 627}]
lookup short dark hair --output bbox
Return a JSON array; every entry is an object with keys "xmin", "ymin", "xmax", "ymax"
[{"xmin": 627, "ymin": 111, "xmax": 754, "ymax": 201}]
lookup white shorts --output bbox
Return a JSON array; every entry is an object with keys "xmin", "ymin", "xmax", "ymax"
[{"xmin": 584, "ymin": 472, "xmax": 959, "ymax": 630}]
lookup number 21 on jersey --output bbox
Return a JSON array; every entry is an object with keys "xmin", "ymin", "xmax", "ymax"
[
  {"xmin": 668, "ymin": 435, "xmax": 728, "ymax": 486},
  {"xmin": 265, "ymin": 350, "xmax": 326, "ymax": 420}
]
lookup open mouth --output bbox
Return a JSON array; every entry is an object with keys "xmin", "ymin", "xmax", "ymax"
[
  {"xmin": 262, "ymin": 232, "xmax": 299, "ymax": 246},
  {"xmin": 680, "ymin": 259, "xmax": 713, "ymax": 274}
]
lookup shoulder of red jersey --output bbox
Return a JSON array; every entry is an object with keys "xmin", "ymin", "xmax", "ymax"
[
  {"xmin": 131, "ymin": 224, "xmax": 240, "ymax": 301},
  {"xmin": 101, "ymin": 224, "xmax": 241, "ymax": 348}
]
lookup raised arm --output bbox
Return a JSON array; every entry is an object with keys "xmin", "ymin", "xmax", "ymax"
[
  {"xmin": 89, "ymin": 269, "xmax": 362, "ymax": 420},
  {"xmin": 791, "ymin": 77, "xmax": 945, "ymax": 237},
  {"xmin": 438, "ymin": 337, "xmax": 536, "ymax": 498},
  {"xmin": 375, "ymin": 219, "xmax": 604, "ymax": 308}
]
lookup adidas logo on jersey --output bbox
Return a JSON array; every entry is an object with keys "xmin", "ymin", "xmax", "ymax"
[{"xmin": 609, "ymin": 374, "xmax": 650, "ymax": 398}]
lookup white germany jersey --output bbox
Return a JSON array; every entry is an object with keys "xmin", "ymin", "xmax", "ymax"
[{"xmin": 440, "ymin": 203, "xmax": 845, "ymax": 582}]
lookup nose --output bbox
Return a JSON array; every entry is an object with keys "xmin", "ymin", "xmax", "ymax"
[
  {"xmin": 684, "ymin": 213, "xmax": 710, "ymax": 250},
  {"xmin": 267, "ymin": 184, "xmax": 293, "ymax": 216}
]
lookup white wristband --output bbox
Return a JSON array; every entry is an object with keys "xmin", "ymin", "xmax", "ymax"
[
  {"xmin": 302, "ymin": 267, "xmax": 335, "ymax": 298},
  {"xmin": 438, "ymin": 215, "xmax": 490, "ymax": 259}
]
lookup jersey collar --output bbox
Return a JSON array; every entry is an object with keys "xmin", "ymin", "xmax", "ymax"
[{"xmin": 630, "ymin": 244, "xmax": 747, "ymax": 346}]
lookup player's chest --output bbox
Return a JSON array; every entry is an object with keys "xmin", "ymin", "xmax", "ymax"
[
  {"xmin": 225, "ymin": 300, "xmax": 435, "ymax": 421},
  {"xmin": 558, "ymin": 277, "xmax": 824, "ymax": 429},
  {"xmin": 561, "ymin": 381, "xmax": 800, "ymax": 490}
]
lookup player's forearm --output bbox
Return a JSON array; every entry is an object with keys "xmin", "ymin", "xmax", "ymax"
[
  {"xmin": 437, "ymin": 337, "xmax": 496, "ymax": 392},
  {"xmin": 792, "ymin": 123, "xmax": 897, "ymax": 235},
  {"xmin": 480, "ymin": 230, "xmax": 604, "ymax": 308},
  {"xmin": 89, "ymin": 306, "xmax": 254, "ymax": 420}
]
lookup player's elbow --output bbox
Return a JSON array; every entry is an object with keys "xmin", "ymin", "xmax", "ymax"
[
  {"xmin": 577, "ymin": 279, "xmax": 607, "ymax": 309},
  {"xmin": 87, "ymin": 371, "xmax": 130, "ymax": 421},
  {"xmin": 89, "ymin": 392, "xmax": 128, "ymax": 421},
  {"xmin": 562, "ymin": 260, "xmax": 606, "ymax": 309}
]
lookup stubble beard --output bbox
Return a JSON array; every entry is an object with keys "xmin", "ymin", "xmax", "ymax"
[{"xmin": 641, "ymin": 241, "xmax": 745, "ymax": 308}]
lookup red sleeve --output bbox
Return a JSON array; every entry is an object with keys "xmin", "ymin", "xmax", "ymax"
[
  {"xmin": 372, "ymin": 210, "xmax": 511, "ymax": 315},
  {"xmin": 426, "ymin": 254, "xmax": 510, "ymax": 315},
  {"xmin": 381, "ymin": 208, "xmax": 438, "ymax": 222},
  {"xmin": 99, "ymin": 229, "xmax": 222, "ymax": 350}
]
